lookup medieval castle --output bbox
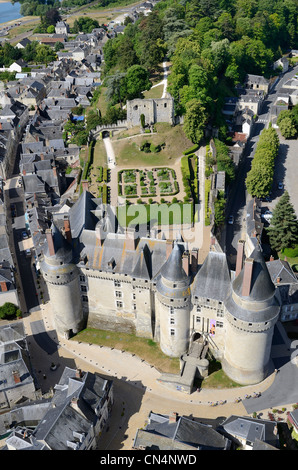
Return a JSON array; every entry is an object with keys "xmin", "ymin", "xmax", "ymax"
[{"xmin": 39, "ymin": 189, "xmax": 281, "ymax": 388}]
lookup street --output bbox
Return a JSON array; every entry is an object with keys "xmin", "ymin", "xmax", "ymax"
[{"xmin": 225, "ymin": 64, "xmax": 298, "ymax": 267}]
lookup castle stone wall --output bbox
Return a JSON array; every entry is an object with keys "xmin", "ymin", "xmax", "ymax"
[{"xmin": 126, "ymin": 97, "xmax": 175, "ymax": 128}]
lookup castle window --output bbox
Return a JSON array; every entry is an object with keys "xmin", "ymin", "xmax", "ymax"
[
  {"xmin": 116, "ymin": 301, "xmax": 123, "ymax": 308},
  {"xmin": 196, "ymin": 316, "xmax": 201, "ymax": 323},
  {"xmin": 132, "ymin": 293, "xmax": 136, "ymax": 300},
  {"xmin": 170, "ymin": 328, "xmax": 175, "ymax": 336},
  {"xmin": 80, "ymin": 275, "xmax": 85, "ymax": 282},
  {"xmin": 82, "ymin": 295, "xmax": 88, "ymax": 302},
  {"xmin": 132, "ymin": 303, "xmax": 136, "ymax": 310},
  {"xmin": 115, "ymin": 291, "xmax": 122, "ymax": 298},
  {"xmin": 81, "ymin": 285, "xmax": 87, "ymax": 292},
  {"xmin": 164, "ymin": 103, "xmax": 167, "ymax": 108},
  {"xmin": 216, "ymin": 321, "xmax": 223, "ymax": 328},
  {"xmin": 114, "ymin": 280, "xmax": 121, "ymax": 287},
  {"xmin": 169, "ymin": 306, "xmax": 174, "ymax": 314},
  {"xmin": 197, "ymin": 306, "xmax": 201, "ymax": 312},
  {"xmin": 170, "ymin": 317, "xmax": 175, "ymax": 325}
]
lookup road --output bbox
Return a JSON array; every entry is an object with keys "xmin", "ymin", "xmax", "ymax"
[{"xmin": 225, "ymin": 65, "xmax": 298, "ymax": 267}]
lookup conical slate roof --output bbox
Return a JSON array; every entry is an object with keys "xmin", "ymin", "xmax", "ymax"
[
  {"xmin": 224, "ymin": 244, "xmax": 280, "ymax": 323},
  {"xmin": 160, "ymin": 242, "xmax": 188, "ymax": 282},
  {"xmin": 233, "ymin": 245, "xmax": 275, "ymax": 301}
]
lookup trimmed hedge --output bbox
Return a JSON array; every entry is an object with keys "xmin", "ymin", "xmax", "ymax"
[{"xmin": 183, "ymin": 144, "xmax": 199, "ymax": 155}]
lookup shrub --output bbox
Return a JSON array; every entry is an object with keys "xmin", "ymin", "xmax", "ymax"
[
  {"xmin": 183, "ymin": 144, "xmax": 199, "ymax": 155},
  {"xmin": 282, "ymin": 245, "xmax": 298, "ymax": 258}
]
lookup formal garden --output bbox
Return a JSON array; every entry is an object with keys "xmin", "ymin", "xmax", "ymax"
[{"xmin": 118, "ymin": 167, "xmax": 179, "ymax": 199}]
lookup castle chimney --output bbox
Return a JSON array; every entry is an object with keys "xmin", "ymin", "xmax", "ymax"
[
  {"xmin": 191, "ymin": 248, "xmax": 198, "ymax": 274},
  {"xmin": 64, "ymin": 216, "xmax": 72, "ymax": 243},
  {"xmin": 75, "ymin": 368, "xmax": 82, "ymax": 379},
  {"xmin": 270, "ymin": 255, "xmax": 274, "ymax": 261},
  {"xmin": 182, "ymin": 251, "xmax": 189, "ymax": 276},
  {"xmin": 81, "ymin": 180, "xmax": 89, "ymax": 192},
  {"xmin": 125, "ymin": 227, "xmax": 137, "ymax": 251},
  {"xmin": 169, "ymin": 412, "xmax": 178, "ymax": 423},
  {"xmin": 12, "ymin": 370, "xmax": 21, "ymax": 384},
  {"xmin": 166, "ymin": 239, "xmax": 173, "ymax": 259},
  {"xmin": 235, "ymin": 239, "xmax": 245, "ymax": 277},
  {"xmin": 242, "ymin": 258, "xmax": 254, "ymax": 297},
  {"xmin": 45, "ymin": 229, "xmax": 55, "ymax": 257}
]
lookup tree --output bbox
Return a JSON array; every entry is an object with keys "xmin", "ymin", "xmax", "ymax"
[
  {"xmin": 47, "ymin": 25, "xmax": 55, "ymax": 34},
  {"xmin": 55, "ymin": 41, "xmax": 65, "ymax": 52},
  {"xmin": 73, "ymin": 17, "xmax": 99, "ymax": 34},
  {"xmin": 35, "ymin": 44, "xmax": 57, "ymax": 65},
  {"xmin": 183, "ymin": 99, "xmax": 208, "ymax": 144},
  {"xmin": 278, "ymin": 116, "xmax": 297, "ymax": 139},
  {"xmin": 105, "ymin": 71, "xmax": 127, "ymax": 107},
  {"xmin": 267, "ymin": 191, "xmax": 298, "ymax": 252},
  {"xmin": 0, "ymin": 302, "xmax": 21, "ymax": 319},
  {"xmin": 125, "ymin": 64, "xmax": 151, "ymax": 100},
  {"xmin": 86, "ymin": 110, "xmax": 102, "ymax": 132},
  {"xmin": 245, "ymin": 162, "xmax": 273, "ymax": 198}
]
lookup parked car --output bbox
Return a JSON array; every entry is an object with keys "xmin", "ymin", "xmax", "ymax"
[
  {"xmin": 228, "ymin": 215, "xmax": 234, "ymax": 224},
  {"xmin": 262, "ymin": 211, "xmax": 273, "ymax": 223},
  {"xmin": 278, "ymin": 182, "xmax": 283, "ymax": 190},
  {"xmin": 22, "ymin": 231, "xmax": 28, "ymax": 240}
]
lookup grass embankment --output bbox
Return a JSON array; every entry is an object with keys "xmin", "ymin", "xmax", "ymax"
[
  {"xmin": 71, "ymin": 328, "xmax": 181, "ymax": 374},
  {"xmin": 279, "ymin": 246, "xmax": 298, "ymax": 272},
  {"xmin": 201, "ymin": 360, "xmax": 242, "ymax": 389},
  {"xmin": 112, "ymin": 123, "xmax": 193, "ymax": 167}
]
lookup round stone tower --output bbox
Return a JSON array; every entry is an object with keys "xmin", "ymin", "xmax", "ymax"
[
  {"xmin": 156, "ymin": 242, "xmax": 191, "ymax": 357},
  {"xmin": 40, "ymin": 223, "xmax": 85, "ymax": 338},
  {"xmin": 223, "ymin": 245, "xmax": 280, "ymax": 385}
]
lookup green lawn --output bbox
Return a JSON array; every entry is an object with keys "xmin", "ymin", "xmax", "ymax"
[
  {"xmin": 117, "ymin": 202, "xmax": 195, "ymax": 227},
  {"xmin": 201, "ymin": 361, "xmax": 242, "ymax": 389},
  {"xmin": 113, "ymin": 123, "xmax": 193, "ymax": 167},
  {"xmin": 143, "ymin": 83, "xmax": 164, "ymax": 99}
]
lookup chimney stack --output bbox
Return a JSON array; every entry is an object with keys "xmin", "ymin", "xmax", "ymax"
[
  {"xmin": 75, "ymin": 368, "xmax": 82, "ymax": 379},
  {"xmin": 182, "ymin": 251, "xmax": 189, "ymax": 276},
  {"xmin": 45, "ymin": 229, "xmax": 55, "ymax": 257},
  {"xmin": 191, "ymin": 248, "xmax": 198, "ymax": 274},
  {"xmin": 125, "ymin": 227, "xmax": 137, "ymax": 251},
  {"xmin": 0, "ymin": 281, "xmax": 7, "ymax": 292},
  {"xmin": 169, "ymin": 412, "xmax": 178, "ymax": 423},
  {"xmin": 12, "ymin": 370, "xmax": 21, "ymax": 384},
  {"xmin": 64, "ymin": 216, "xmax": 72, "ymax": 243},
  {"xmin": 166, "ymin": 239, "xmax": 173, "ymax": 259},
  {"xmin": 235, "ymin": 239, "xmax": 245, "ymax": 278},
  {"xmin": 242, "ymin": 258, "xmax": 254, "ymax": 297},
  {"xmin": 81, "ymin": 179, "xmax": 89, "ymax": 192}
]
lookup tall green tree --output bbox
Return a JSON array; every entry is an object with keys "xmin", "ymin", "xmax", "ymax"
[
  {"xmin": 183, "ymin": 99, "xmax": 208, "ymax": 144},
  {"xmin": 267, "ymin": 191, "xmax": 298, "ymax": 252},
  {"xmin": 125, "ymin": 65, "xmax": 151, "ymax": 100}
]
